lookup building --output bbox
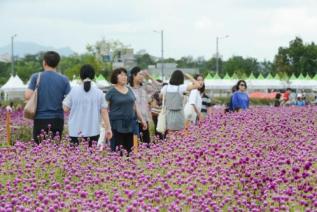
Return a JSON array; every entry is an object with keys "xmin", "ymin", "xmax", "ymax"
[{"xmin": 112, "ymin": 48, "xmax": 136, "ymax": 70}]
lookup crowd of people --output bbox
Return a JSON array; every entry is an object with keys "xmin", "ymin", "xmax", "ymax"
[
  {"xmin": 17, "ymin": 51, "xmax": 314, "ymax": 154},
  {"xmin": 274, "ymin": 88, "xmax": 312, "ymax": 107},
  {"xmin": 22, "ymin": 51, "xmax": 209, "ymax": 155}
]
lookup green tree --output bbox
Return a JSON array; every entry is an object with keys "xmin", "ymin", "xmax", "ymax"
[
  {"xmin": 176, "ymin": 56, "xmax": 196, "ymax": 68},
  {"xmin": 61, "ymin": 54, "xmax": 111, "ymax": 80},
  {"xmin": 135, "ymin": 53, "xmax": 155, "ymax": 69},
  {"xmin": 86, "ymin": 38, "xmax": 129, "ymax": 62},
  {"xmin": 0, "ymin": 62, "xmax": 11, "ymax": 85},
  {"xmin": 15, "ymin": 52, "xmax": 44, "ymax": 82},
  {"xmin": 273, "ymin": 37, "xmax": 317, "ymax": 77},
  {"xmin": 223, "ymin": 56, "xmax": 259, "ymax": 77},
  {"xmin": 259, "ymin": 60, "xmax": 274, "ymax": 77},
  {"xmin": 205, "ymin": 57, "xmax": 217, "ymax": 74},
  {"xmin": 164, "ymin": 58, "xmax": 176, "ymax": 63}
]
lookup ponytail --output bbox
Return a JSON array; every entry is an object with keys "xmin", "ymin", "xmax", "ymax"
[
  {"xmin": 80, "ymin": 64, "xmax": 95, "ymax": 92},
  {"xmin": 83, "ymin": 80, "xmax": 91, "ymax": 92}
]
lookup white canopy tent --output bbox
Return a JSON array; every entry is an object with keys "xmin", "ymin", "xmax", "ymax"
[
  {"xmin": 70, "ymin": 79, "xmax": 81, "ymax": 87},
  {"xmin": 289, "ymin": 80, "xmax": 317, "ymax": 89},
  {"xmin": 70, "ymin": 74, "xmax": 111, "ymax": 89},
  {"xmin": 205, "ymin": 79, "xmax": 236, "ymax": 90},
  {"xmin": 70, "ymin": 79, "xmax": 106, "ymax": 89},
  {"xmin": 246, "ymin": 79, "xmax": 288, "ymax": 90},
  {"xmin": 95, "ymin": 75, "xmax": 111, "ymax": 89},
  {"xmin": 0, "ymin": 75, "xmax": 27, "ymax": 100}
]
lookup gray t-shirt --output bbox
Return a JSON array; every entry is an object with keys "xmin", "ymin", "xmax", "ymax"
[
  {"xmin": 63, "ymin": 85, "xmax": 107, "ymax": 137},
  {"xmin": 106, "ymin": 86, "xmax": 136, "ymax": 133}
]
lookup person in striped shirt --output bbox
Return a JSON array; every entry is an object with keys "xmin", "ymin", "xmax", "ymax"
[{"xmin": 194, "ymin": 74, "xmax": 212, "ymax": 118}]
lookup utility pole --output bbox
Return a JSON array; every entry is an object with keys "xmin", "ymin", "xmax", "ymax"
[
  {"xmin": 11, "ymin": 34, "xmax": 17, "ymax": 76},
  {"xmin": 216, "ymin": 35, "xmax": 229, "ymax": 73},
  {"xmin": 161, "ymin": 30, "xmax": 164, "ymax": 80},
  {"xmin": 154, "ymin": 30, "xmax": 164, "ymax": 80}
]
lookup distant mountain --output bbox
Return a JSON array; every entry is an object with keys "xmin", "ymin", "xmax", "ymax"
[{"xmin": 0, "ymin": 42, "xmax": 76, "ymax": 57}]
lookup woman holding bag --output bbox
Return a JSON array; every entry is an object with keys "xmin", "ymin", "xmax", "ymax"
[
  {"xmin": 160, "ymin": 70, "xmax": 202, "ymax": 135},
  {"xmin": 106, "ymin": 68, "xmax": 147, "ymax": 155}
]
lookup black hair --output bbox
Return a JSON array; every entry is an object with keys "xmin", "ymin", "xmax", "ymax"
[
  {"xmin": 231, "ymin": 85, "xmax": 238, "ymax": 93},
  {"xmin": 236, "ymin": 80, "xmax": 247, "ymax": 90},
  {"xmin": 194, "ymin": 74, "xmax": 203, "ymax": 80},
  {"xmin": 169, "ymin": 70, "xmax": 184, "ymax": 85},
  {"xmin": 152, "ymin": 91, "xmax": 162, "ymax": 106},
  {"xmin": 129, "ymin": 66, "xmax": 142, "ymax": 87},
  {"xmin": 110, "ymin": 68, "xmax": 128, "ymax": 84},
  {"xmin": 43, "ymin": 51, "xmax": 60, "ymax": 68},
  {"xmin": 80, "ymin": 64, "xmax": 95, "ymax": 92},
  {"xmin": 194, "ymin": 74, "xmax": 204, "ymax": 93},
  {"xmin": 198, "ymin": 83, "xmax": 205, "ymax": 94}
]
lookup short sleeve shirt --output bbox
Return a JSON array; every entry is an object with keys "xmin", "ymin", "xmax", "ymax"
[
  {"xmin": 28, "ymin": 71, "xmax": 70, "ymax": 119},
  {"xmin": 188, "ymin": 89, "xmax": 202, "ymax": 112},
  {"xmin": 131, "ymin": 83, "xmax": 160, "ymax": 122},
  {"xmin": 106, "ymin": 86, "xmax": 136, "ymax": 133},
  {"xmin": 63, "ymin": 85, "xmax": 107, "ymax": 137}
]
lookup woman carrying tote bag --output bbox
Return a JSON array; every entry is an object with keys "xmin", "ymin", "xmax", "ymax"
[{"xmin": 160, "ymin": 70, "xmax": 202, "ymax": 136}]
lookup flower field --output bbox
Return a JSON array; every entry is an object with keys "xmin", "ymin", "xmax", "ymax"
[
  {"xmin": 1, "ymin": 107, "xmax": 317, "ymax": 211},
  {"xmin": 0, "ymin": 109, "xmax": 32, "ymax": 146}
]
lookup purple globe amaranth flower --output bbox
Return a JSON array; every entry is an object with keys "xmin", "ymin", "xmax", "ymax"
[
  {"xmin": 304, "ymin": 161, "xmax": 312, "ymax": 170},
  {"xmin": 2, "ymin": 107, "xmax": 317, "ymax": 209}
]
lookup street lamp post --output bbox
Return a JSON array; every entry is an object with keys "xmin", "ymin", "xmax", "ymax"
[
  {"xmin": 11, "ymin": 34, "xmax": 17, "ymax": 76},
  {"xmin": 154, "ymin": 30, "xmax": 164, "ymax": 80},
  {"xmin": 216, "ymin": 35, "xmax": 229, "ymax": 73}
]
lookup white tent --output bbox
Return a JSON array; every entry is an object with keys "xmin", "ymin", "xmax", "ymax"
[
  {"xmin": 289, "ymin": 80, "xmax": 317, "ymax": 89},
  {"xmin": 95, "ymin": 75, "xmax": 111, "ymax": 88},
  {"xmin": 203, "ymin": 73, "xmax": 236, "ymax": 90},
  {"xmin": 96, "ymin": 79, "xmax": 111, "ymax": 88},
  {"xmin": 205, "ymin": 79, "xmax": 236, "ymax": 90},
  {"xmin": 0, "ymin": 75, "xmax": 27, "ymax": 100},
  {"xmin": 70, "ymin": 79, "xmax": 102, "ymax": 89},
  {"xmin": 70, "ymin": 79, "xmax": 81, "ymax": 87},
  {"xmin": 247, "ymin": 79, "xmax": 288, "ymax": 90}
]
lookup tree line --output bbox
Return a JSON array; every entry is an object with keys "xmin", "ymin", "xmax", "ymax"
[{"xmin": 1, "ymin": 37, "xmax": 317, "ymax": 85}]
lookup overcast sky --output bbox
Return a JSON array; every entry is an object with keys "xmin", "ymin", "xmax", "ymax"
[{"xmin": 1, "ymin": 0, "xmax": 317, "ymax": 61}]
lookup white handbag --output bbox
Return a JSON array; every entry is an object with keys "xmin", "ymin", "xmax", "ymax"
[
  {"xmin": 24, "ymin": 73, "xmax": 41, "ymax": 120},
  {"xmin": 156, "ymin": 94, "xmax": 166, "ymax": 133},
  {"xmin": 184, "ymin": 102, "xmax": 196, "ymax": 121},
  {"xmin": 97, "ymin": 126, "xmax": 106, "ymax": 147}
]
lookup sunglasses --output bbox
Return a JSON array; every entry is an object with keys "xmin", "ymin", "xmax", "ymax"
[{"xmin": 239, "ymin": 84, "xmax": 246, "ymax": 87}]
